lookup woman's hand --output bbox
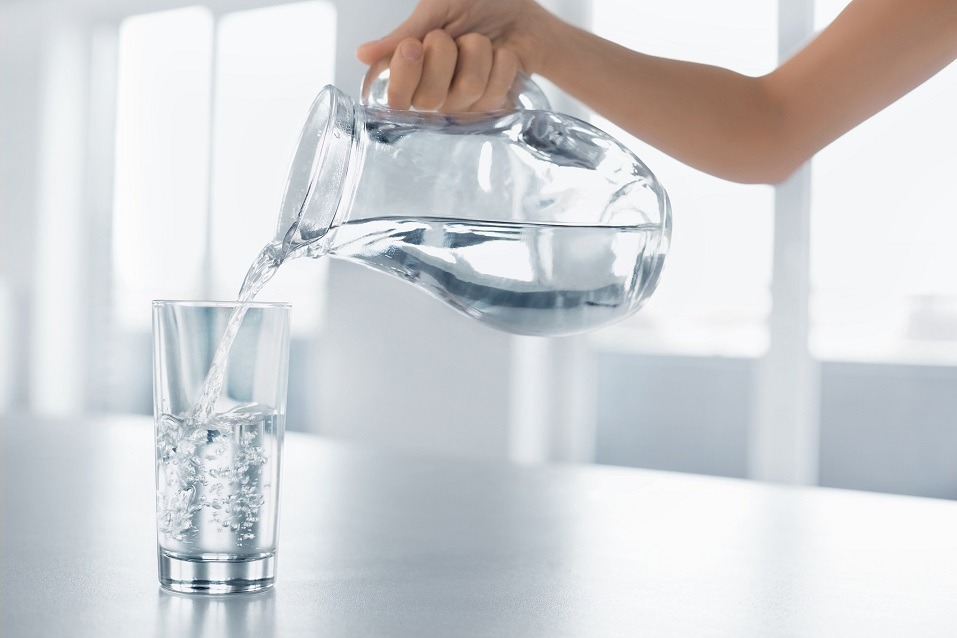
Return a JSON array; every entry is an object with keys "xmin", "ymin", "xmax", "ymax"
[{"xmin": 356, "ymin": 0, "xmax": 559, "ymax": 112}]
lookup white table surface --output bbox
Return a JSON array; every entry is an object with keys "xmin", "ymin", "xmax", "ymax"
[{"xmin": 2, "ymin": 414, "xmax": 956, "ymax": 637}]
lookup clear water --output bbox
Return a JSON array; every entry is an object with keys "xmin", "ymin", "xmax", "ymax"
[
  {"xmin": 156, "ymin": 404, "xmax": 281, "ymax": 556},
  {"xmin": 165, "ymin": 214, "xmax": 659, "ymax": 552},
  {"xmin": 188, "ymin": 242, "xmax": 284, "ymax": 423},
  {"xmin": 325, "ymin": 216, "xmax": 662, "ymax": 336},
  {"xmin": 159, "ymin": 244, "xmax": 285, "ymax": 557},
  {"xmin": 158, "ymin": 243, "xmax": 286, "ymax": 556}
]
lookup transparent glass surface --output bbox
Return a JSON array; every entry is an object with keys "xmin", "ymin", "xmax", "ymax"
[
  {"xmin": 276, "ymin": 85, "xmax": 672, "ymax": 337},
  {"xmin": 152, "ymin": 301, "xmax": 290, "ymax": 594}
]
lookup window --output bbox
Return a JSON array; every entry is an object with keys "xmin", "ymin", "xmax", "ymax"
[
  {"xmin": 810, "ymin": 0, "xmax": 957, "ymax": 364},
  {"xmin": 112, "ymin": 1, "xmax": 336, "ymax": 335},
  {"xmin": 102, "ymin": 1, "xmax": 336, "ymax": 416},
  {"xmin": 208, "ymin": 2, "xmax": 336, "ymax": 331},
  {"xmin": 587, "ymin": 0, "xmax": 957, "ymax": 496},
  {"xmin": 113, "ymin": 6, "xmax": 213, "ymax": 329}
]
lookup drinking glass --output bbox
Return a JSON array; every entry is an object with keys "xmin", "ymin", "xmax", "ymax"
[{"xmin": 152, "ymin": 300, "xmax": 291, "ymax": 593}]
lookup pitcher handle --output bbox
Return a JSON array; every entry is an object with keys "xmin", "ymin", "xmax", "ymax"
[{"xmin": 360, "ymin": 57, "xmax": 551, "ymax": 111}]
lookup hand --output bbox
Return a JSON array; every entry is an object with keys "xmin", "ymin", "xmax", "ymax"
[{"xmin": 356, "ymin": 0, "xmax": 558, "ymax": 112}]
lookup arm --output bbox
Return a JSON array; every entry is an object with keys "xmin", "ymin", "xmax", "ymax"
[
  {"xmin": 358, "ymin": 0, "xmax": 957, "ymax": 184},
  {"xmin": 542, "ymin": 0, "xmax": 957, "ymax": 183}
]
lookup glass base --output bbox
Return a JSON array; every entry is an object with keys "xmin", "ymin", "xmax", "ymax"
[{"xmin": 158, "ymin": 549, "xmax": 276, "ymax": 594}]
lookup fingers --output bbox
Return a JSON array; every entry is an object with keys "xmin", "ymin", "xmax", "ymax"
[
  {"xmin": 357, "ymin": 39, "xmax": 389, "ymax": 67},
  {"xmin": 387, "ymin": 39, "xmax": 424, "ymax": 110},
  {"xmin": 471, "ymin": 48, "xmax": 520, "ymax": 112},
  {"xmin": 383, "ymin": 29, "xmax": 520, "ymax": 112},
  {"xmin": 410, "ymin": 30, "xmax": 458, "ymax": 111},
  {"xmin": 357, "ymin": 1, "xmax": 440, "ymax": 64},
  {"xmin": 441, "ymin": 34, "xmax": 494, "ymax": 113}
]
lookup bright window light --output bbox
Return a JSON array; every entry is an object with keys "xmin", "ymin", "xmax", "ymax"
[
  {"xmin": 209, "ymin": 1, "xmax": 337, "ymax": 335},
  {"xmin": 589, "ymin": 0, "xmax": 777, "ymax": 357},
  {"xmin": 811, "ymin": 0, "xmax": 957, "ymax": 363},
  {"xmin": 112, "ymin": 6, "xmax": 213, "ymax": 330}
]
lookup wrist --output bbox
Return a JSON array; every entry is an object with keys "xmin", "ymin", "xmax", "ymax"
[
  {"xmin": 527, "ymin": 5, "xmax": 575, "ymax": 79},
  {"xmin": 518, "ymin": 1, "xmax": 572, "ymax": 78}
]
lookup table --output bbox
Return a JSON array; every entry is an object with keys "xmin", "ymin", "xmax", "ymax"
[{"xmin": 2, "ymin": 415, "xmax": 956, "ymax": 637}]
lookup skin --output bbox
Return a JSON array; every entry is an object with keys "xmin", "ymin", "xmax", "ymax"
[{"xmin": 357, "ymin": 0, "xmax": 957, "ymax": 184}]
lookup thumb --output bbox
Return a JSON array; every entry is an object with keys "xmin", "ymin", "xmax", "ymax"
[{"xmin": 356, "ymin": 3, "xmax": 442, "ymax": 65}]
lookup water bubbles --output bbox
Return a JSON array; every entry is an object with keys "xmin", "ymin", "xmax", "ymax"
[{"xmin": 156, "ymin": 408, "xmax": 276, "ymax": 549}]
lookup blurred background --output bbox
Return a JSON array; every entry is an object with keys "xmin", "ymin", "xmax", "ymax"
[{"xmin": 2, "ymin": 0, "xmax": 956, "ymax": 498}]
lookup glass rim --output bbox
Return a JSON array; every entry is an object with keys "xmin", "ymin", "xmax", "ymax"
[{"xmin": 152, "ymin": 299, "xmax": 292, "ymax": 309}]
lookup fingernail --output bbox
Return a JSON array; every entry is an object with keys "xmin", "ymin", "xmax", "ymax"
[{"xmin": 401, "ymin": 40, "xmax": 423, "ymax": 61}]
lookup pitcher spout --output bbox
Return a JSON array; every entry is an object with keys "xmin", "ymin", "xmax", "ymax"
[{"xmin": 275, "ymin": 84, "xmax": 358, "ymax": 254}]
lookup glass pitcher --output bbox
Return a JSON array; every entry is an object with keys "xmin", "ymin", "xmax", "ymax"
[{"xmin": 274, "ymin": 66, "xmax": 672, "ymax": 337}]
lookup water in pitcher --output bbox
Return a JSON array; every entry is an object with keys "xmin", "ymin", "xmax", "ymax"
[
  {"xmin": 188, "ymin": 212, "xmax": 659, "ymax": 424},
  {"xmin": 324, "ymin": 216, "xmax": 661, "ymax": 335},
  {"xmin": 191, "ymin": 211, "xmax": 656, "ymax": 408}
]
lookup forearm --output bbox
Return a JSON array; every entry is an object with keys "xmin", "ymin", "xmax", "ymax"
[
  {"xmin": 359, "ymin": 0, "xmax": 957, "ymax": 183},
  {"xmin": 768, "ymin": 0, "xmax": 957, "ymax": 172},
  {"xmin": 539, "ymin": 21, "xmax": 787, "ymax": 183},
  {"xmin": 535, "ymin": 0, "xmax": 957, "ymax": 185}
]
